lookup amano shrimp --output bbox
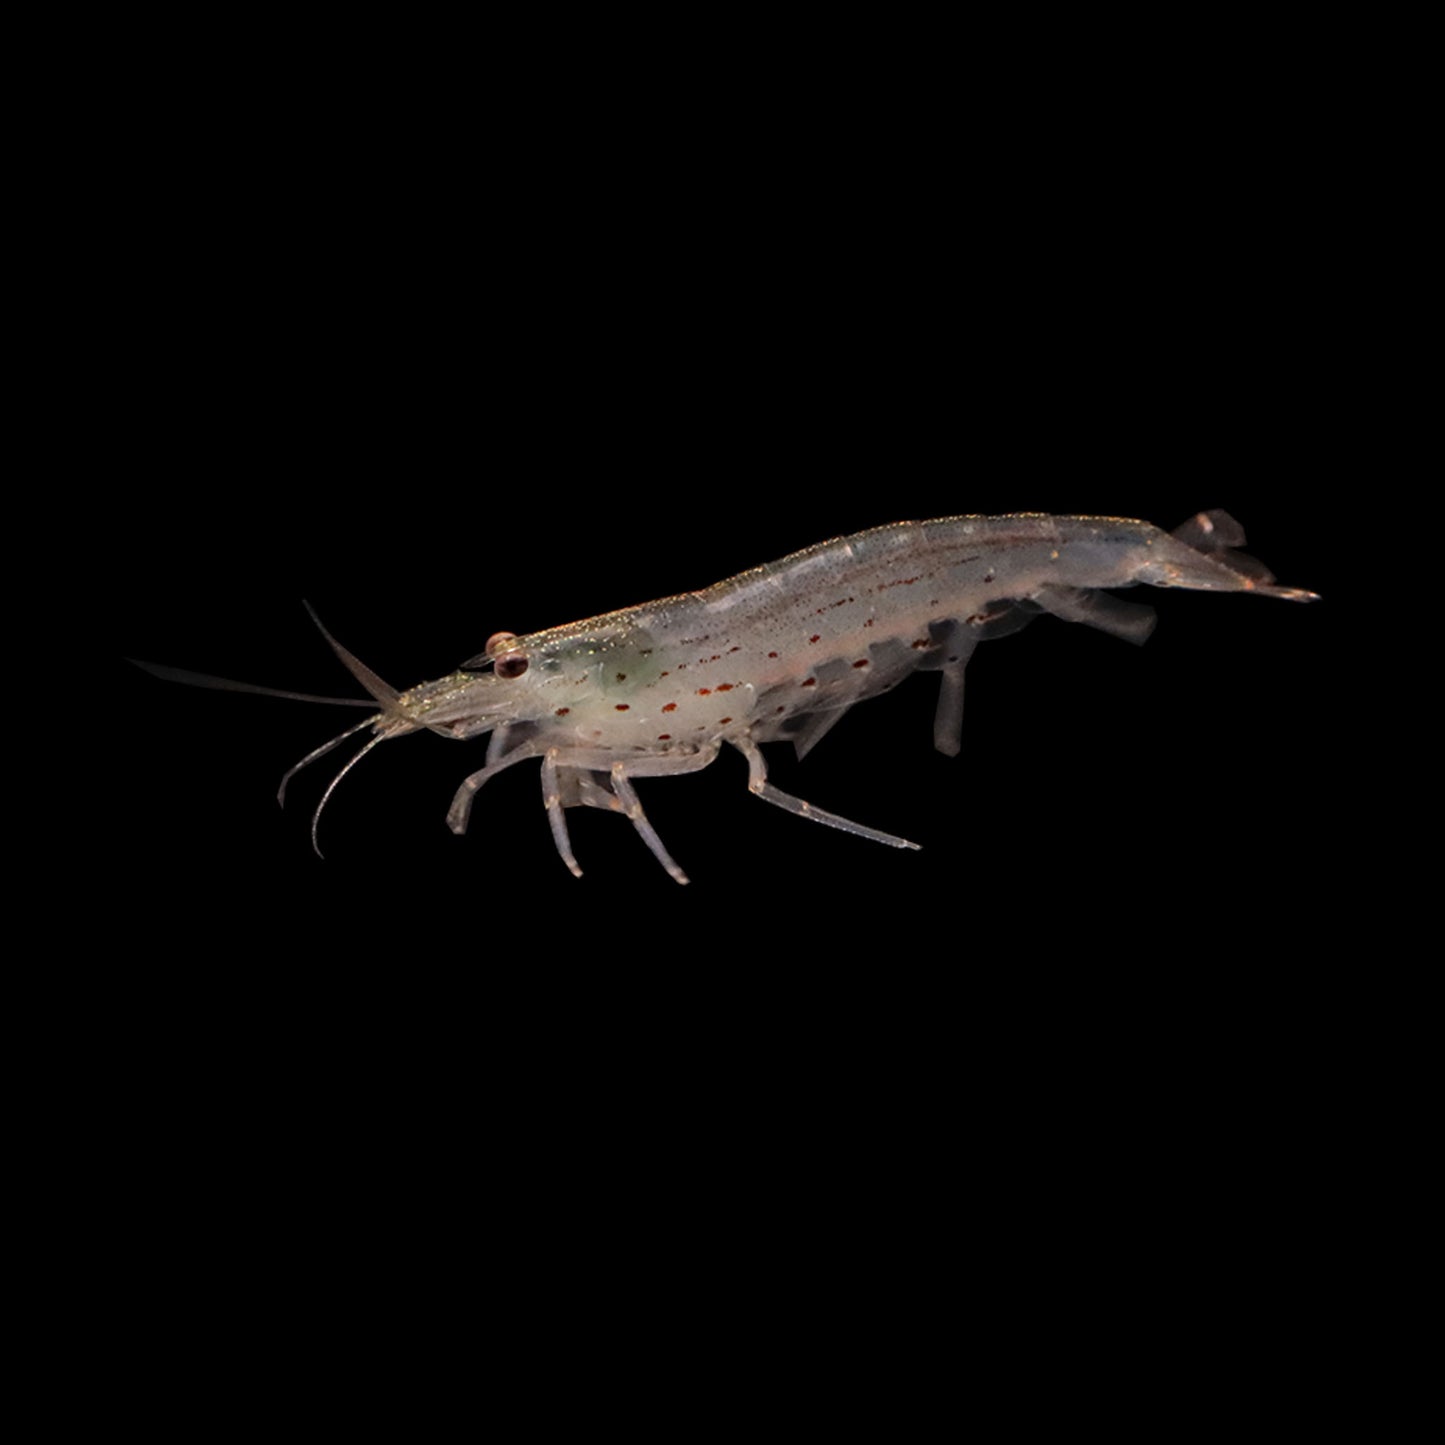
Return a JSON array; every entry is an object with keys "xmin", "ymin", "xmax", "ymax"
[{"xmin": 134, "ymin": 510, "xmax": 1318, "ymax": 884}]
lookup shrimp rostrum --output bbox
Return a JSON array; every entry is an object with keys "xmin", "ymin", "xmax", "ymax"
[{"xmin": 136, "ymin": 511, "xmax": 1318, "ymax": 884}]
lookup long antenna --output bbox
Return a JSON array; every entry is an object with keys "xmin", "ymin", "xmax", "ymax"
[{"xmin": 128, "ymin": 658, "xmax": 377, "ymax": 707}]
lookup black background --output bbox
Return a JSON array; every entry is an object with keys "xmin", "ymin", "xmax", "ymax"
[
  {"xmin": 81, "ymin": 38, "xmax": 1347, "ymax": 965},
  {"xmin": 89, "ymin": 82, "xmax": 1345, "ymax": 1044},
  {"xmin": 55, "ymin": 27, "xmax": 1366, "ymax": 1374}
]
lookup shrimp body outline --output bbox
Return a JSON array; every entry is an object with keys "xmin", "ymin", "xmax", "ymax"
[{"xmin": 136, "ymin": 510, "xmax": 1318, "ymax": 884}]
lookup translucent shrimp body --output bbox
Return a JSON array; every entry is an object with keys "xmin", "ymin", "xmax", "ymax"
[
  {"xmin": 369, "ymin": 510, "xmax": 1314, "ymax": 883},
  {"xmin": 135, "ymin": 511, "xmax": 1316, "ymax": 882}
]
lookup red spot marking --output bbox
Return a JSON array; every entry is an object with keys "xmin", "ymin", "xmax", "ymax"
[
  {"xmin": 864, "ymin": 618, "xmax": 873, "ymax": 627},
  {"xmin": 911, "ymin": 639, "xmax": 929, "ymax": 649},
  {"xmin": 710, "ymin": 654, "xmax": 720, "ymax": 662},
  {"xmin": 853, "ymin": 659, "xmax": 869, "ymax": 668},
  {"xmin": 677, "ymin": 662, "xmax": 687, "ymax": 669},
  {"xmin": 718, "ymin": 717, "xmax": 732, "ymax": 725},
  {"xmin": 615, "ymin": 704, "xmax": 630, "ymax": 711},
  {"xmin": 662, "ymin": 703, "xmax": 677, "ymax": 713},
  {"xmin": 768, "ymin": 651, "xmax": 779, "ymax": 659},
  {"xmin": 616, "ymin": 673, "xmax": 627, "ymax": 682},
  {"xmin": 728, "ymin": 646, "xmax": 740, "ymax": 653},
  {"xmin": 802, "ymin": 677, "xmax": 817, "ymax": 687},
  {"xmin": 775, "ymin": 705, "xmax": 785, "ymax": 713},
  {"xmin": 810, "ymin": 634, "xmax": 821, "ymax": 643},
  {"xmin": 660, "ymin": 670, "xmax": 670, "ymax": 677},
  {"xmin": 697, "ymin": 688, "xmax": 711, "ymax": 696},
  {"xmin": 657, "ymin": 733, "xmax": 671, "ymax": 741},
  {"xmin": 716, "ymin": 683, "xmax": 733, "ymax": 692},
  {"xmin": 555, "ymin": 707, "xmax": 570, "ymax": 715}
]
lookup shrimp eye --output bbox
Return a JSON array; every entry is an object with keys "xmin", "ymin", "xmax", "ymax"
[{"xmin": 483, "ymin": 630, "xmax": 528, "ymax": 679}]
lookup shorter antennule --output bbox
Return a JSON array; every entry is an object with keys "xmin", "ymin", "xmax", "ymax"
[{"xmin": 303, "ymin": 601, "xmax": 405, "ymax": 712}]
